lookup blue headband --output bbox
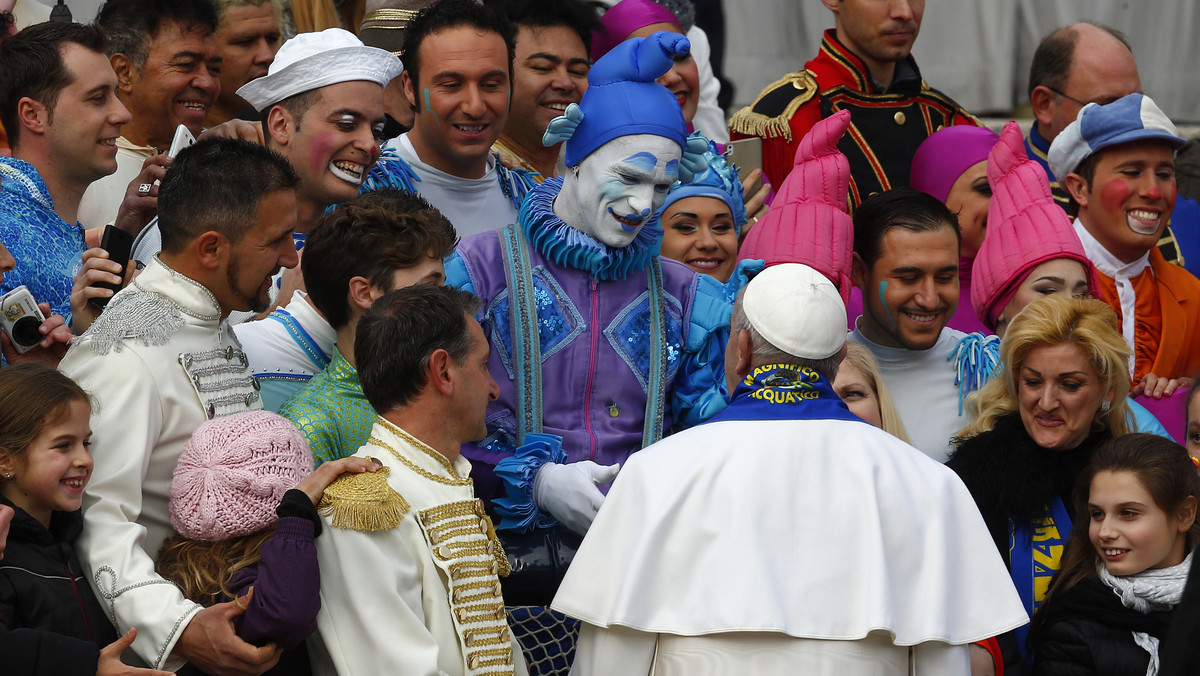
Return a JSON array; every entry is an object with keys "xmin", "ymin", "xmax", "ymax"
[{"xmin": 658, "ymin": 134, "xmax": 747, "ymax": 234}]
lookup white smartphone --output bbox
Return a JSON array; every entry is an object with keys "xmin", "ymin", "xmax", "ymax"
[{"xmin": 167, "ymin": 124, "xmax": 196, "ymax": 158}]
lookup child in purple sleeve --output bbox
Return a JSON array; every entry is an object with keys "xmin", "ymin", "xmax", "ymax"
[{"xmin": 155, "ymin": 412, "xmax": 378, "ymax": 675}]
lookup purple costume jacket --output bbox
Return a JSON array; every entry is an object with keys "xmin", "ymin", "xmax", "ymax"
[{"xmin": 446, "ymin": 178, "xmax": 732, "ymax": 528}]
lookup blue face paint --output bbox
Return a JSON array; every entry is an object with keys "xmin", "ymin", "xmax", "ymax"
[
  {"xmin": 664, "ymin": 159, "xmax": 680, "ymax": 182},
  {"xmin": 423, "ymin": 88, "xmax": 443, "ymax": 131},
  {"xmin": 877, "ymin": 281, "xmax": 896, "ymax": 330},
  {"xmin": 621, "ymin": 152, "xmax": 659, "ymax": 173}
]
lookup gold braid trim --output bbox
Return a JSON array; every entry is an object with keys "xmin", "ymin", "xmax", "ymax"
[
  {"xmin": 362, "ymin": 8, "xmax": 419, "ymax": 23},
  {"xmin": 318, "ymin": 467, "xmax": 409, "ymax": 531},
  {"xmin": 728, "ymin": 71, "xmax": 818, "ymax": 144}
]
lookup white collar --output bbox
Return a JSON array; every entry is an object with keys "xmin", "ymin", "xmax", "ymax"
[{"xmin": 1073, "ymin": 218, "xmax": 1152, "ymax": 280}]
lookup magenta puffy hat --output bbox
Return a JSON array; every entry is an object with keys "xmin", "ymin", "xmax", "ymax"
[
  {"xmin": 909, "ymin": 125, "xmax": 999, "ymax": 203},
  {"xmin": 170, "ymin": 411, "xmax": 314, "ymax": 542},
  {"xmin": 591, "ymin": 0, "xmax": 680, "ymax": 61},
  {"xmin": 970, "ymin": 121, "xmax": 1100, "ymax": 331},
  {"xmin": 737, "ymin": 109, "xmax": 855, "ymax": 304}
]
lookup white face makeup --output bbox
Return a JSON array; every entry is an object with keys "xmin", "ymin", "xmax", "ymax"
[{"xmin": 567, "ymin": 135, "xmax": 682, "ymax": 248}]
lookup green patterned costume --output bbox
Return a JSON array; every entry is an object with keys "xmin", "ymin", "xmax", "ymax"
[{"xmin": 281, "ymin": 349, "xmax": 377, "ymax": 466}]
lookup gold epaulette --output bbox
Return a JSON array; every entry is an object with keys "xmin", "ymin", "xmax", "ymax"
[
  {"xmin": 318, "ymin": 466, "xmax": 409, "ymax": 531},
  {"xmin": 728, "ymin": 70, "xmax": 818, "ymax": 143}
]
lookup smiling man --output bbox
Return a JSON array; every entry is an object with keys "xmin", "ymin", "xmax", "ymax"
[
  {"xmin": 848, "ymin": 187, "xmax": 967, "ymax": 461},
  {"xmin": 729, "ymin": 0, "xmax": 977, "ymax": 202},
  {"xmin": 206, "ymin": 0, "xmax": 281, "ymax": 126},
  {"xmin": 228, "ymin": 28, "xmax": 401, "ymax": 408},
  {"xmin": 1049, "ymin": 93, "xmax": 1200, "ymax": 383},
  {"xmin": 78, "ymin": 0, "xmax": 221, "ymax": 230},
  {"xmin": 487, "ymin": 0, "xmax": 595, "ymax": 181},
  {"xmin": 0, "ymin": 22, "xmax": 131, "ymax": 321},
  {"xmin": 363, "ymin": 0, "xmax": 537, "ymax": 238}
]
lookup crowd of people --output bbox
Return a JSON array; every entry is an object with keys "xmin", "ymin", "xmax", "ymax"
[{"xmin": 0, "ymin": 0, "xmax": 1199, "ymax": 675}]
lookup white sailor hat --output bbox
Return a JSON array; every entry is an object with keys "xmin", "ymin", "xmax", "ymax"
[{"xmin": 237, "ymin": 28, "xmax": 403, "ymax": 112}]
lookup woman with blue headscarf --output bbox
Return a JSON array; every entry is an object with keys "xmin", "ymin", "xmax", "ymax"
[{"xmin": 657, "ymin": 138, "xmax": 746, "ymax": 283}]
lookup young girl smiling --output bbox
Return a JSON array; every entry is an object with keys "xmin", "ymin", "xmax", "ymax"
[
  {"xmin": 1033, "ymin": 433, "xmax": 1199, "ymax": 675},
  {"xmin": 0, "ymin": 363, "xmax": 170, "ymax": 675}
]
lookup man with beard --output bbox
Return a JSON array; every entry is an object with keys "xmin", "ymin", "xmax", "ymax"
[
  {"xmin": 847, "ymin": 188, "xmax": 966, "ymax": 461},
  {"xmin": 79, "ymin": 0, "xmax": 221, "ymax": 229},
  {"xmin": 58, "ymin": 138, "xmax": 298, "ymax": 673},
  {"xmin": 728, "ymin": 0, "xmax": 977, "ymax": 203}
]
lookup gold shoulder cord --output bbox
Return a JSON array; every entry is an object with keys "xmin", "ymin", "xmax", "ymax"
[
  {"xmin": 370, "ymin": 419, "xmax": 473, "ymax": 486},
  {"xmin": 319, "ymin": 467, "xmax": 409, "ymax": 531}
]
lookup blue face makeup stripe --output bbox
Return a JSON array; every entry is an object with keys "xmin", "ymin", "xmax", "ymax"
[
  {"xmin": 423, "ymin": 89, "xmax": 443, "ymax": 131},
  {"xmin": 621, "ymin": 152, "xmax": 659, "ymax": 172},
  {"xmin": 664, "ymin": 159, "xmax": 679, "ymax": 181},
  {"xmin": 878, "ymin": 281, "xmax": 896, "ymax": 330}
]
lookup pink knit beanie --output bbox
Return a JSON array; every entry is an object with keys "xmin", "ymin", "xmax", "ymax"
[
  {"xmin": 909, "ymin": 125, "xmax": 999, "ymax": 203},
  {"xmin": 737, "ymin": 109, "xmax": 855, "ymax": 304},
  {"xmin": 170, "ymin": 411, "xmax": 314, "ymax": 542},
  {"xmin": 970, "ymin": 121, "xmax": 1100, "ymax": 331}
]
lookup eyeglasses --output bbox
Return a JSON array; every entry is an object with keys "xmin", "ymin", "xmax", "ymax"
[{"xmin": 1045, "ymin": 86, "xmax": 1089, "ymax": 107}]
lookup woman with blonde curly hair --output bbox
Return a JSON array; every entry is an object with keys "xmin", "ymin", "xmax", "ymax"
[
  {"xmin": 947, "ymin": 295, "xmax": 1132, "ymax": 672},
  {"xmin": 834, "ymin": 342, "xmax": 910, "ymax": 444}
]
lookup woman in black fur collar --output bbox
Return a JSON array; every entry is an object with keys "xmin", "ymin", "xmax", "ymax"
[{"xmin": 947, "ymin": 296, "xmax": 1134, "ymax": 674}]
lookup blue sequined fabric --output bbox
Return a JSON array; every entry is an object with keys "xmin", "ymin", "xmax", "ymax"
[
  {"xmin": 488, "ymin": 268, "xmax": 585, "ymax": 380},
  {"xmin": 0, "ymin": 157, "xmax": 86, "ymax": 321},
  {"xmin": 605, "ymin": 291, "xmax": 683, "ymax": 393}
]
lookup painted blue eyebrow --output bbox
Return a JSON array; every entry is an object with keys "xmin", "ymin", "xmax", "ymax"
[
  {"xmin": 664, "ymin": 159, "xmax": 679, "ymax": 177},
  {"xmin": 621, "ymin": 153, "xmax": 659, "ymax": 172}
]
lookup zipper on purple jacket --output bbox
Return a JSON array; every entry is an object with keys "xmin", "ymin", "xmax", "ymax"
[{"xmin": 584, "ymin": 278, "xmax": 599, "ymax": 461}]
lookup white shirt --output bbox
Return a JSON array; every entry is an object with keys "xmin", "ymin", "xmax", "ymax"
[
  {"xmin": 78, "ymin": 138, "xmax": 152, "ymax": 229},
  {"xmin": 391, "ymin": 134, "xmax": 519, "ymax": 238},
  {"xmin": 848, "ymin": 323, "xmax": 969, "ymax": 462},
  {"xmin": 233, "ymin": 290, "xmax": 336, "ymax": 411},
  {"xmin": 1073, "ymin": 218, "xmax": 1149, "ymax": 376}
]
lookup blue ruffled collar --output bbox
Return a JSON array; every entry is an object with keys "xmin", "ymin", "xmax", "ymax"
[{"xmin": 518, "ymin": 178, "xmax": 661, "ymax": 281}]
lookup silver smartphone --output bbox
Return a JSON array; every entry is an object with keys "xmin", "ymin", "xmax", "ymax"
[
  {"xmin": 725, "ymin": 137, "xmax": 763, "ymax": 196},
  {"xmin": 167, "ymin": 124, "xmax": 196, "ymax": 158}
]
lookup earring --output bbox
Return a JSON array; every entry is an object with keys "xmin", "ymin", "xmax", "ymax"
[
  {"xmin": 1099, "ymin": 401, "xmax": 1111, "ymax": 414},
  {"xmin": 2, "ymin": 472, "xmax": 10, "ymax": 479}
]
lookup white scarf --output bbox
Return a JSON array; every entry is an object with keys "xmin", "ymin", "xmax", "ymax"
[{"xmin": 1098, "ymin": 553, "xmax": 1193, "ymax": 676}]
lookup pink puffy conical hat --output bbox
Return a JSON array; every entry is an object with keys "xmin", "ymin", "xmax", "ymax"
[
  {"xmin": 738, "ymin": 109, "xmax": 854, "ymax": 304},
  {"xmin": 970, "ymin": 121, "xmax": 1100, "ymax": 330}
]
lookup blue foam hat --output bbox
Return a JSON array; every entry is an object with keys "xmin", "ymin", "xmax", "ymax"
[
  {"xmin": 1048, "ymin": 93, "xmax": 1186, "ymax": 180},
  {"xmin": 658, "ymin": 134, "xmax": 748, "ymax": 234},
  {"xmin": 546, "ymin": 31, "xmax": 689, "ymax": 167}
]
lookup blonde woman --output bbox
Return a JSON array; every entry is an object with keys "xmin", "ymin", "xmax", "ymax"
[
  {"xmin": 947, "ymin": 295, "xmax": 1132, "ymax": 672},
  {"xmin": 834, "ymin": 342, "xmax": 909, "ymax": 444}
]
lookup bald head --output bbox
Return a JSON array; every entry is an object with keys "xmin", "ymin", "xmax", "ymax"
[{"xmin": 1030, "ymin": 22, "xmax": 1141, "ymax": 144}]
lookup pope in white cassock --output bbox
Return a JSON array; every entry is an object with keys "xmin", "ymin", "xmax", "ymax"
[{"xmin": 552, "ymin": 263, "xmax": 1030, "ymax": 675}]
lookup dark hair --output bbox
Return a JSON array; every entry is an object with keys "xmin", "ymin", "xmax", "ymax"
[
  {"xmin": 303, "ymin": 189, "xmax": 457, "ymax": 330},
  {"xmin": 852, "ymin": 187, "xmax": 961, "ymax": 268},
  {"xmin": 158, "ymin": 137, "xmax": 298, "ymax": 254},
  {"xmin": 96, "ymin": 0, "xmax": 219, "ymax": 67},
  {"xmin": 1027, "ymin": 23, "xmax": 1132, "ymax": 100},
  {"xmin": 0, "ymin": 364, "xmax": 92, "ymax": 462},
  {"xmin": 0, "ymin": 22, "xmax": 108, "ymax": 147},
  {"xmin": 356, "ymin": 285, "xmax": 481, "ymax": 414},
  {"xmin": 402, "ymin": 0, "xmax": 516, "ymax": 93},
  {"xmin": 485, "ymin": 0, "xmax": 598, "ymax": 50},
  {"xmin": 1033, "ymin": 433, "xmax": 1200, "ymax": 638}
]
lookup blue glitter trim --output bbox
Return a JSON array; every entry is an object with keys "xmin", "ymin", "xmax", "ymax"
[{"xmin": 603, "ymin": 290, "xmax": 683, "ymax": 393}]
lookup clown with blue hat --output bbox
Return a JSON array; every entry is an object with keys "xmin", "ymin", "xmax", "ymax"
[{"xmin": 445, "ymin": 31, "xmax": 748, "ymax": 598}]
